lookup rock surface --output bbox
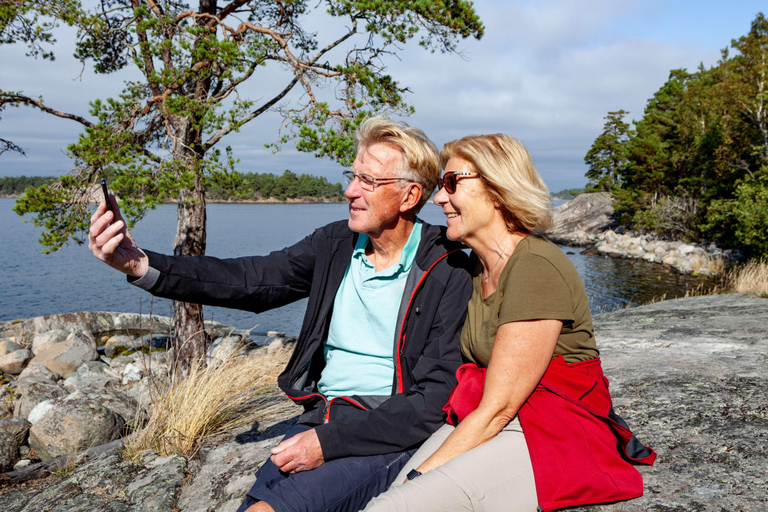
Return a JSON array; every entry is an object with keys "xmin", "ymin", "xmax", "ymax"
[
  {"xmin": 573, "ymin": 293, "xmax": 768, "ymax": 511},
  {"xmin": 547, "ymin": 192, "xmax": 615, "ymax": 243},
  {"xmin": 0, "ymin": 417, "xmax": 31, "ymax": 472},
  {"xmin": 13, "ymin": 381, "xmax": 67, "ymax": 420},
  {"xmin": 27, "ymin": 330, "xmax": 100, "ymax": 379},
  {"xmin": 28, "ymin": 397, "xmax": 126, "ymax": 461},
  {"xmin": 0, "ymin": 350, "xmax": 33, "ymax": 375},
  {"xmin": 1, "ymin": 296, "xmax": 766, "ymax": 510},
  {"xmin": 546, "ymin": 194, "xmax": 739, "ymax": 275}
]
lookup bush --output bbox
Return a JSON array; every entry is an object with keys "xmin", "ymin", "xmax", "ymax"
[
  {"xmin": 706, "ymin": 174, "xmax": 768, "ymax": 258},
  {"xmin": 125, "ymin": 344, "xmax": 295, "ymax": 459}
]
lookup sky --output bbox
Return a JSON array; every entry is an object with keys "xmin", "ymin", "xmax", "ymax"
[{"xmin": 0, "ymin": 0, "xmax": 765, "ymax": 192}]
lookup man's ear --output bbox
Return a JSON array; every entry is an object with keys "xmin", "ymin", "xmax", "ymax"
[{"xmin": 400, "ymin": 182, "xmax": 423, "ymax": 213}]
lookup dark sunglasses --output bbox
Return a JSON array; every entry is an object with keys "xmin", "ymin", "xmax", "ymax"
[{"xmin": 437, "ymin": 172, "xmax": 481, "ymax": 194}]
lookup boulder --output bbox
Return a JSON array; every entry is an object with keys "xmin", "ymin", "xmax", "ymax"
[
  {"xmin": 27, "ymin": 399, "xmax": 57, "ymax": 424},
  {"xmin": 66, "ymin": 388, "xmax": 142, "ymax": 426},
  {"xmin": 62, "ymin": 361, "xmax": 119, "ymax": 392},
  {"xmin": 0, "ymin": 416, "xmax": 31, "ymax": 472},
  {"xmin": 28, "ymin": 396, "xmax": 125, "ymax": 461},
  {"xmin": 547, "ymin": 192, "xmax": 615, "ymax": 245},
  {"xmin": 207, "ymin": 334, "xmax": 245, "ymax": 365},
  {"xmin": 28, "ymin": 330, "xmax": 99, "ymax": 378},
  {"xmin": 0, "ymin": 338, "xmax": 23, "ymax": 357},
  {"xmin": 13, "ymin": 380, "xmax": 67, "ymax": 420},
  {"xmin": 31, "ymin": 329, "xmax": 70, "ymax": 355},
  {"xmin": 0, "ymin": 349, "xmax": 33, "ymax": 375},
  {"xmin": 104, "ymin": 334, "xmax": 141, "ymax": 357},
  {"xmin": 17, "ymin": 363, "xmax": 60, "ymax": 383}
]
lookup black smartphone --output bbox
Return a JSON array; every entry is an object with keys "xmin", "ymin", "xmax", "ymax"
[{"xmin": 101, "ymin": 178, "xmax": 113, "ymax": 213}]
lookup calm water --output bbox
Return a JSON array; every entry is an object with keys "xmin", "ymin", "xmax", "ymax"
[{"xmin": 1, "ymin": 199, "xmax": 715, "ymax": 335}]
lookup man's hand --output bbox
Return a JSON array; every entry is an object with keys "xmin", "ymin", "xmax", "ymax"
[
  {"xmin": 88, "ymin": 195, "xmax": 149, "ymax": 278},
  {"xmin": 270, "ymin": 428, "xmax": 325, "ymax": 474}
]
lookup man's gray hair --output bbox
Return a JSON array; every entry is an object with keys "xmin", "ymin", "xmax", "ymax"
[{"xmin": 355, "ymin": 116, "xmax": 440, "ymax": 211}]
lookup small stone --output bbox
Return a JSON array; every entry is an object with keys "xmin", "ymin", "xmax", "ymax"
[
  {"xmin": 31, "ymin": 329, "xmax": 70, "ymax": 355},
  {"xmin": 0, "ymin": 349, "xmax": 34, "ymax": 375},
  {"xmin": 0, "ymin": 339, "xmax": 23, "ymax": 357},
  {"xmin": 13, "ymin": 459, "xmax": 32, "ymax": 471},
  {"xmin": 17, "ymin": 363, "xmax": 60, "ymax": 383}
]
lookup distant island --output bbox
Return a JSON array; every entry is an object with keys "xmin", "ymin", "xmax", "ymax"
[
  {"xmin": 551, "ymin": 187, "xmax": 587, "ymax": 201},
  {"xmin": 0, "ymin": 172, "xmax": 345, "ymax": 203}
]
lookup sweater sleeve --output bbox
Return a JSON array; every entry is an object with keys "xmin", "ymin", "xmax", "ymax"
[{"xmin": 127, "ymin": 229, "xmax": 320, "ymax": 313}]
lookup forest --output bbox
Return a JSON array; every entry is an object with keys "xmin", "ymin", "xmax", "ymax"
[
  {"xmin": 584, "ymin": 13, "xmax": 768, "ymax": 257},
  {"xmin": 1, "ymin": 172, "xmax": 343, "ymax": 202}
]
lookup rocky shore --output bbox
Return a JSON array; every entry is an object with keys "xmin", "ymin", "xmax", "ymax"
[
  {"xmin": 547, "ymin": 192, "xmax": 741, "ymax": 276},
  {"xmin": 1, "ymin": 295, "xmax": 766, "ymax": 511}
]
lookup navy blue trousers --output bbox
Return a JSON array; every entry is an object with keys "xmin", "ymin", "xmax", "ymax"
[{"xmin": 237, "ymin": 424, "xmax": 415, "ymax": 512}]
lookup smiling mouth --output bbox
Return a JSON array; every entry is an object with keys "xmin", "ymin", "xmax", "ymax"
[{"xmin": 445, "ymin": 213, "xmax": 459, "ymax": 219}]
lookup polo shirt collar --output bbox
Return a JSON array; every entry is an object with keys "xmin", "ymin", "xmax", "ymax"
[{"xmin": 353, "ymin": 217, "xmax": 423, "ymax": 274}]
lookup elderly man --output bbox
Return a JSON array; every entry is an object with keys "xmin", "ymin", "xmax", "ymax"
[{"xmin": 88, "ymin": 117, "xmax": 471, "ymax": 512}]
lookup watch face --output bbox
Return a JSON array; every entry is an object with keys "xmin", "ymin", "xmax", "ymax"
[{"xmin": 407, "ymin": 469, "xmax": 422, "ymax": 481}]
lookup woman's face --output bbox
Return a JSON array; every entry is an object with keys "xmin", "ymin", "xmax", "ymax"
[{"xmin": 434, "ymin": 157, "xmax": 499, "ymax": 245}]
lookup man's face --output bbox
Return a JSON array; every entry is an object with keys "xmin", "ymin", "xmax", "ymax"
[{"xmin": 345, "ymin": 143, "xmax": 408, "ymax": 238}]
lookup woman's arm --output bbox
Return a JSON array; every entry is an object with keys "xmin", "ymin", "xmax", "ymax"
[{"xmin": 412, "ymin": 318, "xmax": 562, "ymax": 475}]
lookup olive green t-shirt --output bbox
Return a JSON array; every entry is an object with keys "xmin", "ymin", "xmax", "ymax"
[{"xmin": 460, "ymin": 236, "xmax": 598, "ymax": 366}]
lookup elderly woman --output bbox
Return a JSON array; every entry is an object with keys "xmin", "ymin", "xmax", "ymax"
[{"xmin": 363, "ymin": 134, "xmax": 655, "ymax": 512}]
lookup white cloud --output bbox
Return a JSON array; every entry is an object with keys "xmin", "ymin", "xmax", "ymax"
[{"xmin": 0, "ymin": 0, "xmax": 758, "ymax": 190}]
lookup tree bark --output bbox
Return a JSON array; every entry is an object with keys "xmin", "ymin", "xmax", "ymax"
[
  {"xmin": 171, "ymin": 116, "xmax": 208, "ymax": 373},
  {"xmin": 166, "ymin": 0, "xmax": 219, "ymax": 374}
]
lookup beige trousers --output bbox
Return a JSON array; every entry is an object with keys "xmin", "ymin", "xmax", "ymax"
[{"xmin": 362, "ymin": 419, "xmax": 539, "ymax": 512}]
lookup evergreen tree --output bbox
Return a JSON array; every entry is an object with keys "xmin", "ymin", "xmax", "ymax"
[
  {"xmin": 584, "ymin": 110, "xmax": 629, "ymax": 191},
  {"xmin": 1, "ymin": 0, "xmax": 483, "ymax": 369}
]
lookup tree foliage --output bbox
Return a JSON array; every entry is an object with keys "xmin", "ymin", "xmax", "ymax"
[
  {"xmin": 584, "ymin": 110, "xmax": 629, "ymax": 191},
  {"xmin": 585, "ymin": 12, "xmax": 768, "ymax": 257},
  {"xmin": 1, "ymin": 0, "xmax": 483, "ymax": 366}
]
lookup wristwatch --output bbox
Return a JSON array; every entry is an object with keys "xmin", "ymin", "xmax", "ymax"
[{"xmin": 406, "ymin": 469, "xmax": 423, "ymax": 481}]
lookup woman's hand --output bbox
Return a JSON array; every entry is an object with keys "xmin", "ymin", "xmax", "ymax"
[{"xmin": 413, "ymin": 318, "xmax": 562, "ymax": 475}]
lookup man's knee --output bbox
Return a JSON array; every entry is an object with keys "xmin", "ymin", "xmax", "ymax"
[{"xmin": 245, "ymin": 501, "xmax": 275, "ymax": 512}]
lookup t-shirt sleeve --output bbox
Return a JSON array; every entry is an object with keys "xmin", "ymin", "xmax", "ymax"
[{"xmin": 498, "ymin": 253, "xmax": 575, "ymax": 325}]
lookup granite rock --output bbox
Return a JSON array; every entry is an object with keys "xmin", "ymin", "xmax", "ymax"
[
  {"xmin": 0, "ymin": 417, "xmax": 31, "ymax": 472},
  {"xmin": 0, "ymin": 349, "xmax": 34, "ymax": 375},
  {"xmin": 28, "ymin": 330, "xmax": 100, "ymax": 378},
  {"xmin": 17, "ymin": 363, "xmax": 60, "ymax": 383},
  {"xmin": 13, "ymin": 380, "xmax": 67, "ymax": 420},
  {"xmin": 28, "ymin": 397, "xmax": 126, "ymax": 461}
]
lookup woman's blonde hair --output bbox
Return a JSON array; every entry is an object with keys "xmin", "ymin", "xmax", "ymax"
[
  {"xmin": 441, "ymin": 134, "xmax": 553, "ymax": 233},
  {"xmin": 355, "ymin": 116, "xmax": 441, "ymax": 211}
]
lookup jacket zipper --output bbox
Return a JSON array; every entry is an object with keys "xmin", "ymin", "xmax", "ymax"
[
  {"xmin": 394, "ymin": 249, "xmax": 463, "ymax": 393},
  {"xmin": 284, "ymin": 392, "xmax": 369, "ymax": 424}
]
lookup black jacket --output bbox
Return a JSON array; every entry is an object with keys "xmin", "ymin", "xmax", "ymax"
[{"xmin": 135, "ymin": 220, "xmax": 471, "ymax": 460}]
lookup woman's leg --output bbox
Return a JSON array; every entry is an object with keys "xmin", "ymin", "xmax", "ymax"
[{"xmin": 363, "ymin": 418, "xmax": 538, "ymax": 512}]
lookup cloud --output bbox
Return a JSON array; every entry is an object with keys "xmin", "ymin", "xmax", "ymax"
[{"xmin": 0, "ymin": 0, "xmax": 751, "ymax": 191}]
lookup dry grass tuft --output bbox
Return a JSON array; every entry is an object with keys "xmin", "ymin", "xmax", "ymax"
[
  {"xmin": 689, "ymin": 253, "xmax": 726, "ymax": 276},
  {"xmin": 728, "ymin": 259, "xmax": 768, "ymax": 296},
  {"xmin": 125, "ymin": 343, "xmax": 293, "ymax": 460}
]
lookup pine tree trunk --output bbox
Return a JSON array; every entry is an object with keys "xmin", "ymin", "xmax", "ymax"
[
  {"xmin": 168, "ymin": 0, "xmax": 218, "ymax": 373},
  {"xmin": 171, "ymin": 120, "xmax": 208, "ymax": 374}
]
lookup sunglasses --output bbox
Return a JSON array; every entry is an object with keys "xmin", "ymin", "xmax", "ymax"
[{"xmin": 437, "ymin": 172, "xmax": 481, "ymax": 194}]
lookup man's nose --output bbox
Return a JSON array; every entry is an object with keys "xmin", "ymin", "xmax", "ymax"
[{"xmin": 344, "ymin": 177, "xmax": 361, "ymax": 199}]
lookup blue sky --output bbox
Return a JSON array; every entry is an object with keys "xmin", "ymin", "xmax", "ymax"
[{"xmin": 0, "ymin": 0, "xmax": 765, "ymax": 191}]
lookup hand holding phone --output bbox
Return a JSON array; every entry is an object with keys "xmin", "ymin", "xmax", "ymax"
[{"xmin": 101, "ymin": 178, "xmax": 113, "ymax": 213}]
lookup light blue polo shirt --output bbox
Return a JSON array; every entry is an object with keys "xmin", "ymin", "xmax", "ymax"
[{"xmin": 317, "ymin": 219, "xmax": 423, "ymax": 398}]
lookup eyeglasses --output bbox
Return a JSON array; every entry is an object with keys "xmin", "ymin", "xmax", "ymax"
[
  {"xmin": 343, "ymin": 170, "xmax": 412, "ymax": 192},
  {"xmin": 437, "ymin": 172, "xmax": 481, "ymax": 194}
]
